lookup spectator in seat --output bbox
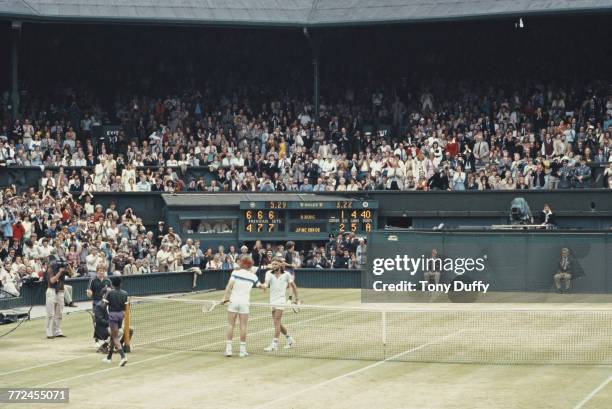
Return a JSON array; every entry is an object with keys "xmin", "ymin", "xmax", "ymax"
[
  {"xmin": 531, "ymin": 164, "xmax": 547, "ymax": 189},
  {"xmin": 539, "ymin": 204, "xmax": 556, "ymax": 229},
  {"xmin": 333, "ymin": 248, "xmax": 349, "ymax": 269},
  {"xmin": 355, "ymin": 238, "xmax": 367, "ymax": 266},
  {"xmin": 604, "ymin": 163, "xmax": 612, "ymax": 189},
  {"xmin": 574, "ymin": 159, "xmax": 591, "ymax": 188},
  {"xmin": 558, "ymin": 160, "xmax": 574, "ymax": 189},
  {"xmin": 205, "ymin": 253, "xmax": 223, "ymax": 270},
  {"xmin": 156, "ymin": 244, "xmax": 172, "ymax": 272},
  {"xmin": 307, "ymin": 249, "xmax": 328, "ymax": 269},
  {"xmin": 181, "ymin": 238, "xmax": 196, "ymax": 270},
  {"xmin": 473, "ymin": 134, "xmax": 489, "ymax": 166}
]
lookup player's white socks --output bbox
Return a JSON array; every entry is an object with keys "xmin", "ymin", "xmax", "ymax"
[
  {"xmin": 225, "ymin": 341, "xmax": 232, "ymax": 357},
  {"xmin": 239, "ymin": 342, "xmax": 248, "ymax": 357}
]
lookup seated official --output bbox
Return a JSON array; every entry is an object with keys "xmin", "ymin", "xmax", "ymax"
[
  {"xmin": 423, "ymin": 249, "xmax": 442, "ymax": 285},
  {"xmin": 553, "ymin": 248, "xmax": 572, "ymax": 293}
]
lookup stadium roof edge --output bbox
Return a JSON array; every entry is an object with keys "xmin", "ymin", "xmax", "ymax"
[{"xmin": 0, "ymin": 1, "xmax": 611, "ymax": 28}]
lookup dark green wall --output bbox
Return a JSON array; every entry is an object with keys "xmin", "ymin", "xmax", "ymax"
[
  {"xmin": 0, "ymin": 268, "xmax": 360, "ymax": 309},
  {"xmin": 365, "ymin": 230, "xmax": 612, "ymax": 294}
]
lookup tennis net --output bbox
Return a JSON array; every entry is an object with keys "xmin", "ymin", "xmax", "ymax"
[{"xmin": 128, "ymin": 297, "xmax": 612, "ymax": 365}]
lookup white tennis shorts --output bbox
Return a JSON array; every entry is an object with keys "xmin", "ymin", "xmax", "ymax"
[
  {"xmin": 228, "ymin": 302, "xmax": 249, "ymax": 314},
  {"xmin": 270, "ymin": 298, "xmax": 286, "ymax": 311}
]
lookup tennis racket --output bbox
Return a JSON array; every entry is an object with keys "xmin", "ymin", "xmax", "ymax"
[
  {"xmin": 287, "ymin": 296, "xmax": 302, "ymax": 314},
  {"xmin": 201, "ymin": 300, "xmax": 227, "ymax": 313}
]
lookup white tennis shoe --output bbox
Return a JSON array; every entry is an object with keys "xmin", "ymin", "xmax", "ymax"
[
  {"xmin": 101, "ymin": 358, "xmax": 112, "ymax": 363},
  {"xmin": 284, "ymin": 336, "xmax": 294, "ymax": 349},
  {"xmin": 119, "ymin": 357, "xmax": 128, "ymax": 367},
  {"xmin": 264, "ymin": 343, "xmax": 278, "ymax": 352},
  {"xmin": 239, "ymin": 342, "xmax": 248, "ymax": 357}
]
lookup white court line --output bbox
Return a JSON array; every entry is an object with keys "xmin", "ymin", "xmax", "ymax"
[
  {"xmin": 255, "ymin": 328, "xmax": 466, "ymax": 409},
  {"xmin": 77, "ymin": 402, "xmax": 152, "ymax": 409},
  {"xmin": 0, "ymin": 303, "xmax": 270, "ymax": 377},
  {"xmin": 37, "ymin": 310, "xmax": 346, "ymax": 387},
  {"xmin": 0, "ymin": 314, "xmax": 264, "ymax": 378},
  {"xmin": 36, "ymin": 350, "xmax": 185, "ymax": 387},
  {"xmin": 0, "ymin": 355, "xmax": 91, "ymax": 377},
  {"xmin": 573, "ymin": 375, "xmax": 612, "ymax": 409}
]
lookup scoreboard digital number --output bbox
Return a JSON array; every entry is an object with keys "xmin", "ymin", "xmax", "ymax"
[
  {"xmin": 331, "ymin": 209, "xmax": 374, "ymax": 233},
  {"xmin": 290, "ymin": 209, "xmax": 374, "ymax": 233},
  {"xmin": 239, "ymin": 200, "xmax": 378, "ymax": 240},
  {"xmin": 243, "ymin": 209, "xmax": 285, "ymax": 234}
]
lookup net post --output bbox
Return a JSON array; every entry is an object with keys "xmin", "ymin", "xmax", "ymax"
[
  {"xmin": 123, "ymin": 298, "xmax": 131, "ymax": 353},
  {"xmin": 382, "ymin": 311, "xmax": 387, "ymax": 346}
]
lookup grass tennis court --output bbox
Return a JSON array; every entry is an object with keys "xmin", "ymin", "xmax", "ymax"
[{"xmin": 1, "ymin": 288, "xmax": 611, "ymax": 409}]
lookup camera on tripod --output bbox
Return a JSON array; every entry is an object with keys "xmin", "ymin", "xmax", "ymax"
[{"xmin": 51, "ymin": 260, "xmax": 70, "ymax": 274}]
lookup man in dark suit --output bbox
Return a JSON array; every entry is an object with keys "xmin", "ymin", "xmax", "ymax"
[
  {"xmin": 333, "ymin": 249, "xmax": 349, "ymax": 269},
  {"xmin": 325, "ymin": 234, "xmax": 336, "ymax": 256},
  {"xmin": 153, "ymin": 221, "xmax": 167, "ymax": 249}
]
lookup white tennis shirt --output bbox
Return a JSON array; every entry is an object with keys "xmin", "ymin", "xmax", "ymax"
[
  {"xmin": 229, "ymin": 269, "xmax": 260, "ymax": 304},
  {"xmin": 264, "ymin": 271, "xmax": 294, "ymax": 304}
]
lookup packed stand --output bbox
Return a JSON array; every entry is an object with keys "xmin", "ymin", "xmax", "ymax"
[
  {"xmin": 2, "ymin": 17, "xmax": 612, "ymax": 192},
  {"xmin": 0, "ymin": 186, "xmax": 195, "ymax": 298},
  {"xmin": 0, "ymin": 183, "xmax": 365, "ymax": 298},
  {"xmin": 2, "ymin": 81, "xmax": 612, "ymax": 193}
]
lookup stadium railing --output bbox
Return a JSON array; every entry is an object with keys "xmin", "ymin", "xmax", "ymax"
[{"xmin": 0, "ymin": 164, "xmax": 608, "ymax": 193}]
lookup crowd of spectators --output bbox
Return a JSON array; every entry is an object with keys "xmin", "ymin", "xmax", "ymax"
[
  {"xmin": 1, "ymin": 80, "xmax": 611, "ymax": 194},
  {"xmin": 203, "ymin": 235, "xmax": 367, "ymax": 273},
  {"xmin": 0, "ymin": 184, "xmax": 365, "ymax": 298}
]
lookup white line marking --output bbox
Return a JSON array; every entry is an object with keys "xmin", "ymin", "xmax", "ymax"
[
  {"xmin": 0, "ymin": 355, "xmax": 91, "ymax": 377},
  {"xmin": 37, "ymin": 310, "xmax": 346, "ymax": 387},
  {"xmin": 255, "ymin": 328, "xmax": 466, "ymax": 409},
  {"xmin": 0, "ymin": 302, "xmax": 268, "ymax": 377},
  {"xmin": 78, "ymin": 402, "xmax": 153, "ymax": 409},
  {"xmin": 36, "ymin": 350, "xmax": 185, "ymax": 387},
  {"xmin": 573, "ymin": 375, "xmax": 612, "ymax": 409}
]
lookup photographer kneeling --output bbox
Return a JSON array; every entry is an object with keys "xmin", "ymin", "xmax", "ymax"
[{"xmin": 46, "ymin": 260, "xmax": 73, "ymax": 339}]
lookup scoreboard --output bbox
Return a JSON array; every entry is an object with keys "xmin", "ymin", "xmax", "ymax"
[{"xmin": 239, "ymin": 200, "xmax": 378, "ymax": 240}]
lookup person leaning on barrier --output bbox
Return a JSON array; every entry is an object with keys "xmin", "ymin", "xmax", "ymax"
[
  {"xmin": 553, "ymin": 248, "xmax": 572, "ymax": 294},
  {"xmin": 45, "ymin": 260, "xmax": 73, "ymax": 339},
  {"xmin": 181, "ymin": 238, "xmax": 196, "ymax": 270},
  {"xmin": 539, "ymin": 203, "xmax": 556, "ymax": 229}
]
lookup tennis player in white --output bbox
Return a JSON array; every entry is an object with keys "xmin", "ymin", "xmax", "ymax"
[
  {"xmin": 222, "ymin": 256, "xmax": 264, "ymax": 357},
  {"xmin": 263, "ymin": 258, "xmax": 299, "ymax": 352}
]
